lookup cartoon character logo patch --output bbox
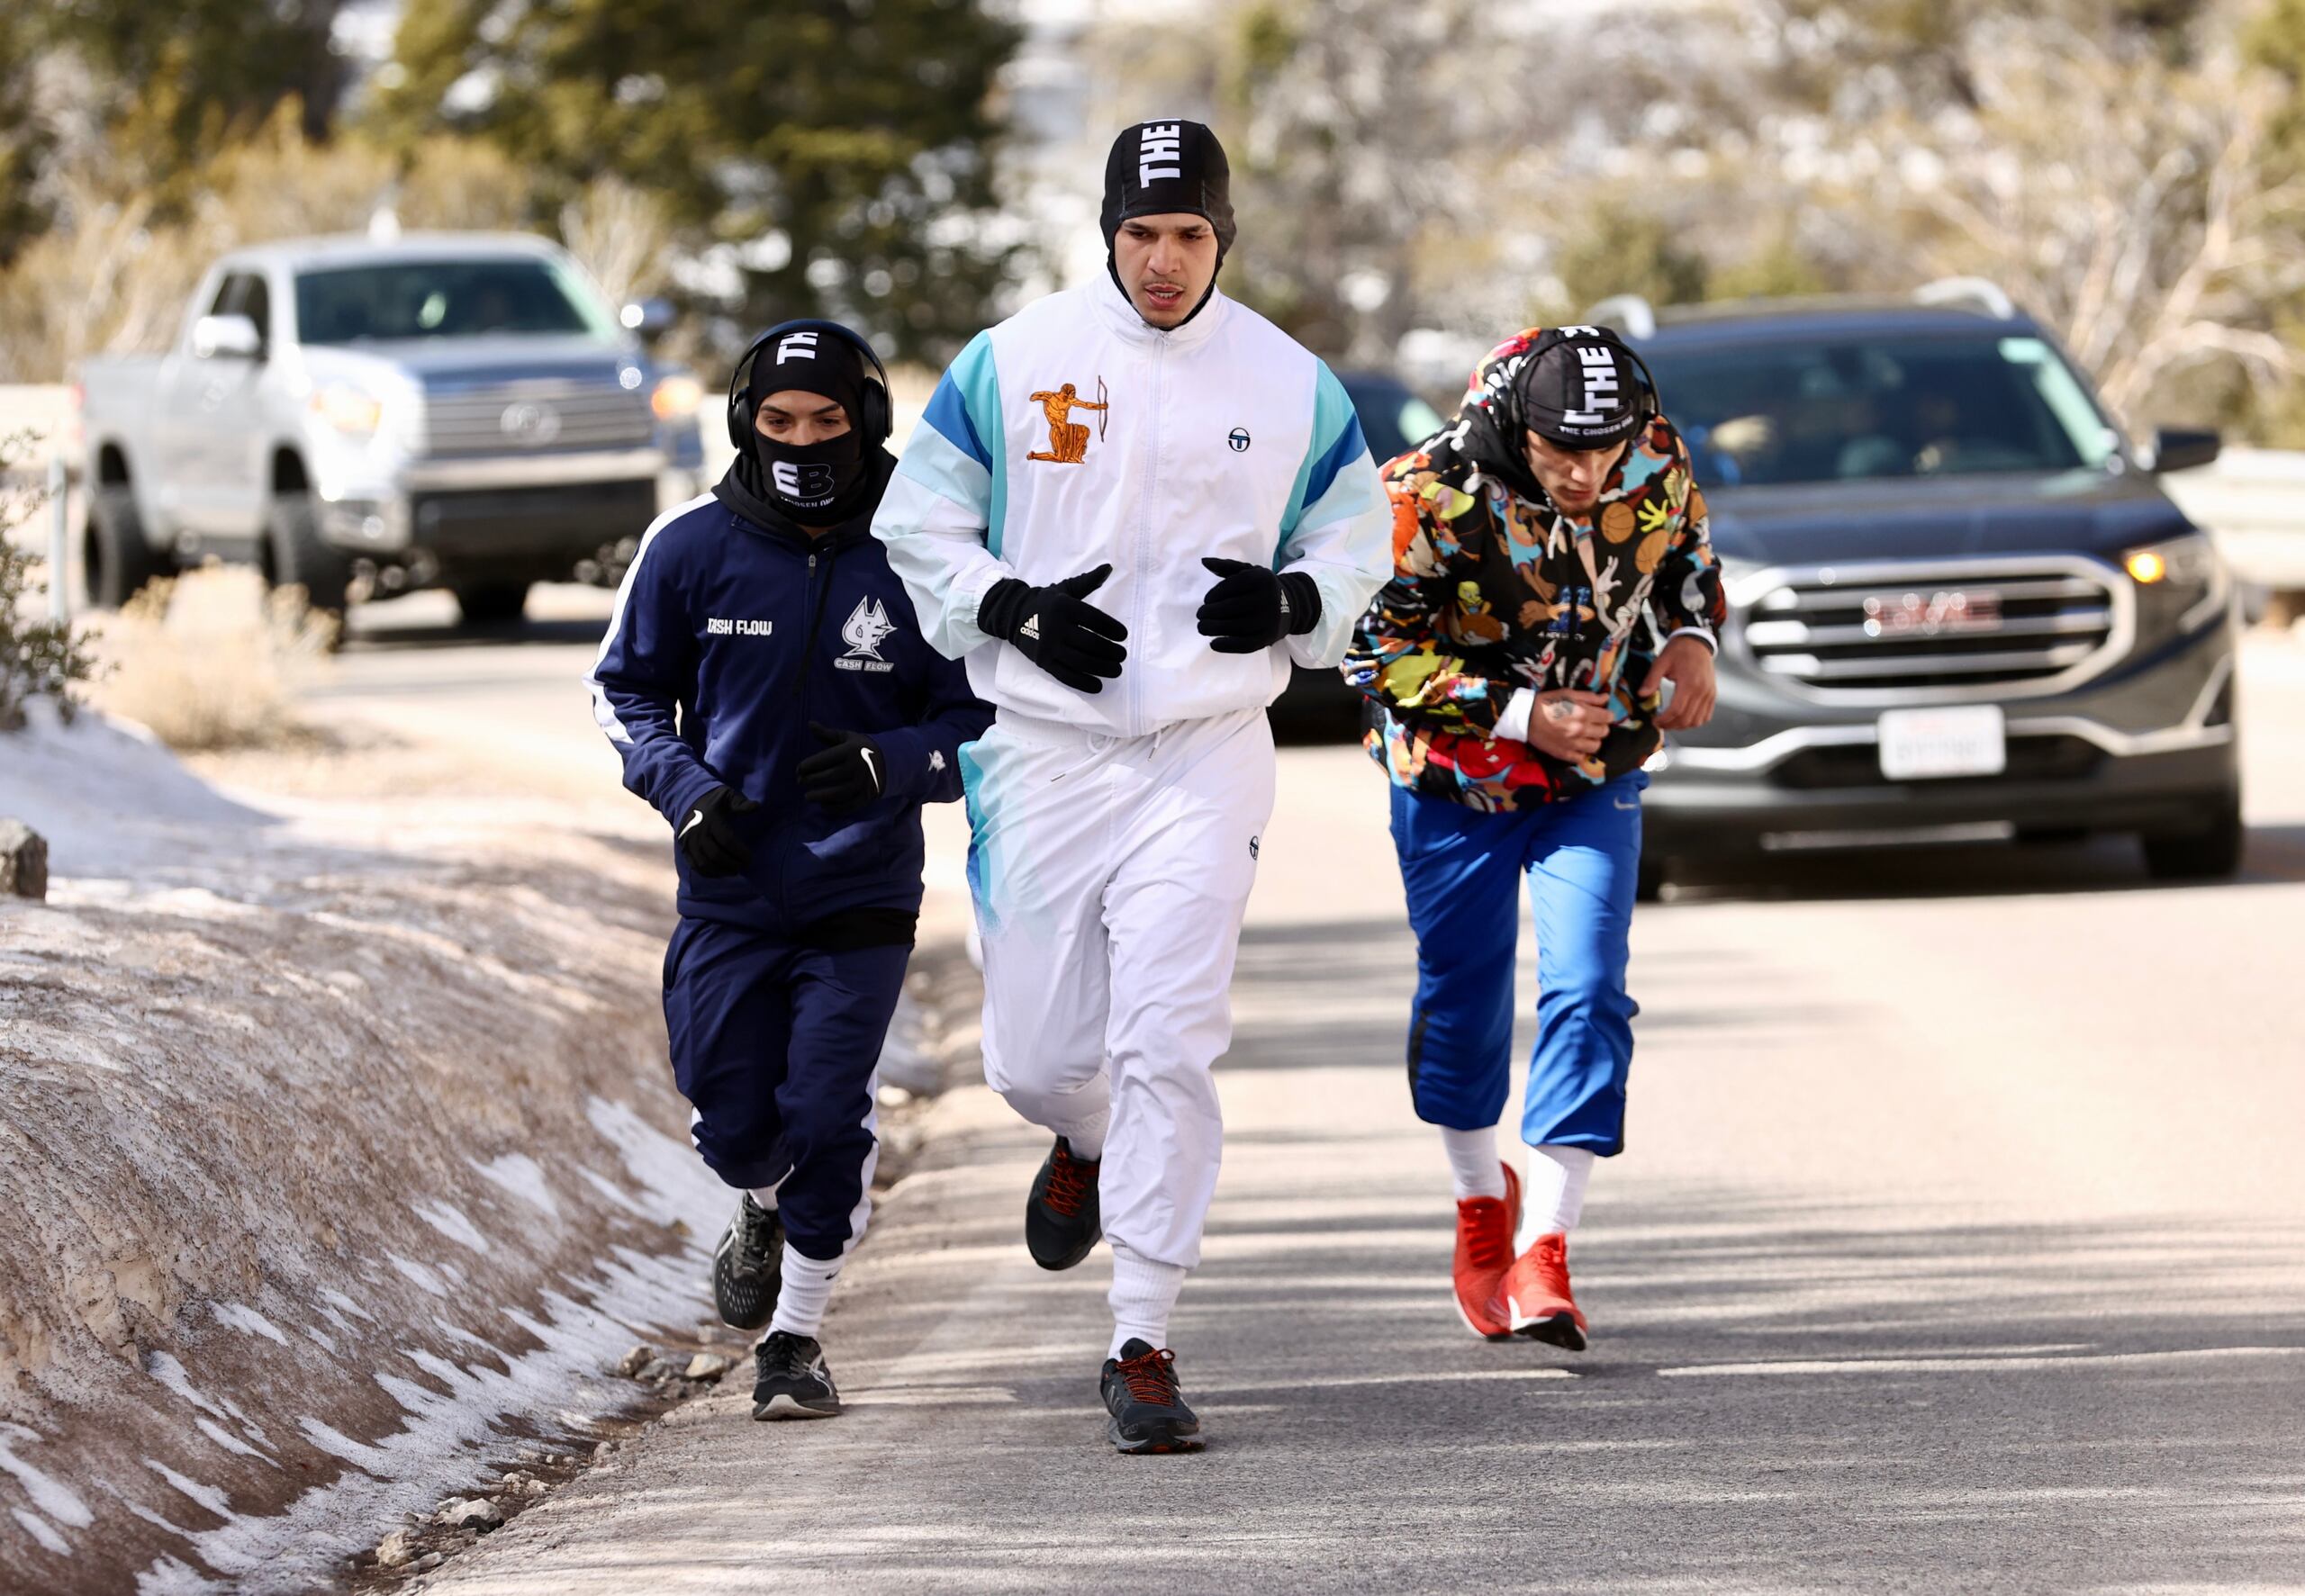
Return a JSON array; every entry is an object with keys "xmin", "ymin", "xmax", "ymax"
[
  {"xmin": 836, "ymin": 596, "xmax": 898, "ymax": 673},
  {"xmin": 1027, "ymin": 379, "xmax": 1109, "ymax": 464}
]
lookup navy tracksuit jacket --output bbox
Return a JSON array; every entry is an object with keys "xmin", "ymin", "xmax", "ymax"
[{"xmin": 587, "ymin": 455, "xmax": 992, "ymax": 1259}]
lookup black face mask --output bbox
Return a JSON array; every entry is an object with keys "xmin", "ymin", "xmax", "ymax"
[{"xmin": 751, "ymin": 428, "xmax": 868, "ymax": 519}]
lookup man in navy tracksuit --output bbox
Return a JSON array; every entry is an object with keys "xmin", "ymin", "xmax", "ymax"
[{"xmin": 587, "ymin": 321, "xmax": 990, "ymax": 1420}]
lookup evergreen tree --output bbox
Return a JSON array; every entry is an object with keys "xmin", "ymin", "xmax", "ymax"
[
  {"xmin": 0, "ymin": 9, "xmax": 53, "ymax": 266},
  {"xmin": 374, "ymin": 0, "xmax": 1022, "ymax": 363},
  {"xmin": 40, "ymin": 0, "xmax": 354, "ymax": 197}
]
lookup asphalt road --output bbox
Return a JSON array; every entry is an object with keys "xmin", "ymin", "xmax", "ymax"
[{"xmin": 319, "ymin": 594, "xmax": 2305, "ymax": 1594}]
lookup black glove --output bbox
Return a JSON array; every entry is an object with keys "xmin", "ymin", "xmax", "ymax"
[
  {"xmin": 1196, "ymin": 558, "xmax": 1322, "ymax": 654},
  {"xmin": 797, "ymin": 723, "xmax": 886, "ymax": 814},
  {"xmin": 677, "ymin": 785, "xmax": 759, "ymax": 878},
  {"xmin": 977, "ymin": 564, "xmax": 1128, "ymax": 693}
]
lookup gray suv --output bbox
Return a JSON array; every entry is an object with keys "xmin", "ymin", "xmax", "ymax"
[{"xmin": 1605, "ymin": 284, "xmax": 2240, "ymax": 892}]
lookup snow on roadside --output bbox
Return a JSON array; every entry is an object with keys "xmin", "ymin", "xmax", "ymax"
[{"xmin": 0, "ymin": 703, "xmax": 735, "ymax": 1593}]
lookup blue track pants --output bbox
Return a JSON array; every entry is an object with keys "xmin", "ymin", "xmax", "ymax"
[
  {"xmin": 1390, "ymin": 773, "xmax": 1644, "ymax": 1154},
  {"xmin": 661, "ymin": 917, "xmax": 910, "ymax": 1260}
]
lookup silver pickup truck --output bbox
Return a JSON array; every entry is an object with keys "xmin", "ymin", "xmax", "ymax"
[{"xmin": 72, "ymin": 232, "xmax": 705, "ymax": 623}]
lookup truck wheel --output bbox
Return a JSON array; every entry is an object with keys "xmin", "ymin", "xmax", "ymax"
[
  {"xmin": 266, "ymin": 493, "xmax": 352, "ymax": 618},
  {"xmin": 82, "ymin": 484, "xmax": 169, "ymax": 609},
  {"xmin": 453, "ymin": 582, "xmax": 531, "ymax": 628},
  {"xmin": 2140, "ymin": 789, "xmax": 2244, "ymax": 881}
]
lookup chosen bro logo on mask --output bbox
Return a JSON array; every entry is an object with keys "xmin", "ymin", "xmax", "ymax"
[{"xmin": 772, "ymin": 461, "xmax": 838, "ymax": 500}]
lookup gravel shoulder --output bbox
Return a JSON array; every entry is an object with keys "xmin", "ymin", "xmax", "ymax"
[{"xmin": 0, "ymin": 684, "xmax": 973, "ymax": 1595}]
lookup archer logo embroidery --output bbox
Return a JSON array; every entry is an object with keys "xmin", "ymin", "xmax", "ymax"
[
  {"xmin": 1027, "ymin": 380, "xmax": 1109, "ymax": 464},
  {"xmin": 836, "ymin": 596, "xmax": 898, "ymax": 673}
]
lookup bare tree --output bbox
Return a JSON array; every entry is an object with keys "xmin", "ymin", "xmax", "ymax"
[
  {"xmin": 559, "ymin": 176, "xmax": 675, "ymax": 310},
  {"xmin": 1882, "ymin": 23, "xmax": 2305, "ymax": 416},
  {"xmin": 0, "ymin": 113, "xmax": 555, "ymax": 382}
]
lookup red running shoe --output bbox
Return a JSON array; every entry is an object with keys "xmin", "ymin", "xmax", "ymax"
[
  {"xmin": 1451, "ymin": 1163, "xmax": 1522, "ymax": 1341},
  {"xmin": 1491, "ymin": 1231, "xmax": 1588, "ymax": 1351}
]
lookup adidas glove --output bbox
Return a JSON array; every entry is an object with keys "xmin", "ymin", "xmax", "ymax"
[
  {"xmin": 977, "ymin": 564, "xmax": 1129, "ymax": 693},
  {"xmin": 677, "ymin": 785, "xmax": 759, "ymax": 878},
  {"xmin": 797, "ymin": 723, "xmax": 886, "ymax": 814},
  {"xmin": 1195, "ymin": 558, "xmax": 1322, "ymax": 654}
]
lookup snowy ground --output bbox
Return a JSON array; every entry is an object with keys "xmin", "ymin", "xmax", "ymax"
[{"xmin": 0, "ymin": 695, "xmax": 966, "ymax": 1594}]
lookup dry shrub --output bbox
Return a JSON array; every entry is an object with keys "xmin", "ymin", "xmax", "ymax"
[
  {"xmin": 0, "ymin": 428, "xmax": 101, "ymax": 730},
  {"xmin": 89, "ymin": 564, "xmax": 337, "ymax": 751}
]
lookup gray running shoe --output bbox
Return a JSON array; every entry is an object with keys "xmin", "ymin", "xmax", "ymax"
[
  {"xmin": 713, "ymin": 1195, "xmax": 783, "ymax": 1330},
  {"xmin": 752, "ymin": 1331, "xmax": 841, "ymax": 1420}
]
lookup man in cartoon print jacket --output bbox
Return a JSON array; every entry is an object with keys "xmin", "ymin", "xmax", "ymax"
[{"xmin": 1344, "ymin": 324, "xmax": 1726, "ymax": 1355}]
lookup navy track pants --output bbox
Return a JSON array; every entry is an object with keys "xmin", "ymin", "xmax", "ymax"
[
  {"xmin": 661, "ymin": 917, "xmax": 910, "ymax": 1261},
  {"xmin": 1390, "ymin": 772, "xmax": 1645, "ymax": 1155}
]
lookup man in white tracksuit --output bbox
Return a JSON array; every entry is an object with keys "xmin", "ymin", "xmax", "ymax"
[{"xmin": 873, "ymin": 120, "xmax": 1390, "ymax": 1454}]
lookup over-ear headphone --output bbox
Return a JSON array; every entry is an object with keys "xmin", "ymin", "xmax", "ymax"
[
  {"xmin": 726, "ymin": 319, "xmax": 892, "ymax": 452},
  {"xmin": 1520, "ymin": 324, "xmax": 1664, "ymax": 434}
]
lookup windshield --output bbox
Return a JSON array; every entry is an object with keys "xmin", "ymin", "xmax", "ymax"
[
  {"xmin": 294, "ymin": 257, "xmax": 618, "ymax": 345},
  {"xmin": 1650, "ymin": 334, "xmax": 2123, "ymax": 487}
]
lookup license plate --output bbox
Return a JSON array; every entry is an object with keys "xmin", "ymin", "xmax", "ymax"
[{"xmin": 1876, "ymin": 706, "xmax": 2007, "ymax": 780}]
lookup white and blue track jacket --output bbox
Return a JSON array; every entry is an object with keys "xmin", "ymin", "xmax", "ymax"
[{"xmin": 872, "ymin": 276, "xmax": 1392, "ymax": 738}]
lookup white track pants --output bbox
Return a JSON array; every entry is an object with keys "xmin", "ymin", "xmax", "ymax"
[{"xmin": 960, "ymin": 708, "xmax": 1275, "ymax": 1271}]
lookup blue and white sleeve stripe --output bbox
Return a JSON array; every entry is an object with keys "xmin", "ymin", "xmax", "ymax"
[
  {"xmin": 1277, "ymin": 361, "xmax": 1391, "ymax": 670},
  {"xmin": 874, "ymin": 330, "xmax": 1017, "ymax": 659}
]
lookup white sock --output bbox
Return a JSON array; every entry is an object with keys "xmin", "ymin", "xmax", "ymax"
[
  {"xmin": 746, "ymin": 1184, "xmax": 782, "ymax": 1210},
  {"xmin": 1440, "ymin": 1125, "xmax": 1506, "ymax": 1201},
  {"xmin": 766, "ymin": 1248, "xmax": 842, "ymax": 1339},
  {"xmin": 1065, "ymin": 1108, "xmax": 1110, "ymax": 1166},
  {"xmin": 1107, "ymin": 1245, "xmax": 1187, "ymax": 1357},
  {"xmin": 1515, "ymin": 1145, "xmax": 1595, "ymax": 1250}
]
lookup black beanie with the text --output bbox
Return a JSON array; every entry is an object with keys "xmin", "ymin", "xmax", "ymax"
[{"xmin": 1100, "ymin": 119, "xmax": 1237, "ymax": 257}]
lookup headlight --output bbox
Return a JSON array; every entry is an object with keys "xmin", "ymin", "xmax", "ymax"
[
  {"xmin": 651, "ymin": 374, "xmax": 704, "ymax": 421},
  {"xmin": 312, "ymin": 384, "xmax": 384, "ymax": 437},
  {"xmin": 2120, "ymin": 530, "xmax": 2228, "ymax": 635}
]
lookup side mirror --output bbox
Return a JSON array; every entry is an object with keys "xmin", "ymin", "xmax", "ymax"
[
  {"xmin": 2150, "ymin": 427, "xmax": 2219, "ymax": 474},
  {"xmin": 620, "ymin": 297, "xmax": 676, "ymax": 339},
  {"xmin": 193, "ymin": 313, "xmax": 263, "ymax": 361}
]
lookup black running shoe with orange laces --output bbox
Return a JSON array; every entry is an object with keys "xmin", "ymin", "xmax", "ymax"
[
  {"xmin": 1025, "ymin": 1136, "xmax": 1101, "ymax": 1270},
  {"xmin": 1099, "ymin": 1339, "xmax": 1201, "ymax": 1454}
]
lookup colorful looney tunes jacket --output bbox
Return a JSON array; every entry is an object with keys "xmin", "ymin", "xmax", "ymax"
[{"xmin": 1343, "ymin": 331, "xmax": 1727, "ymax": 812}]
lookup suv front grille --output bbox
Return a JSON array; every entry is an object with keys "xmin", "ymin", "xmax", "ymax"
[
  {"xmin": 1734, "ymin": 556, "xmax": 2128, "ymax": 704},
  {"xmin": 416, "ymin": 378, "xmax": 654, "ymax": 457}
]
